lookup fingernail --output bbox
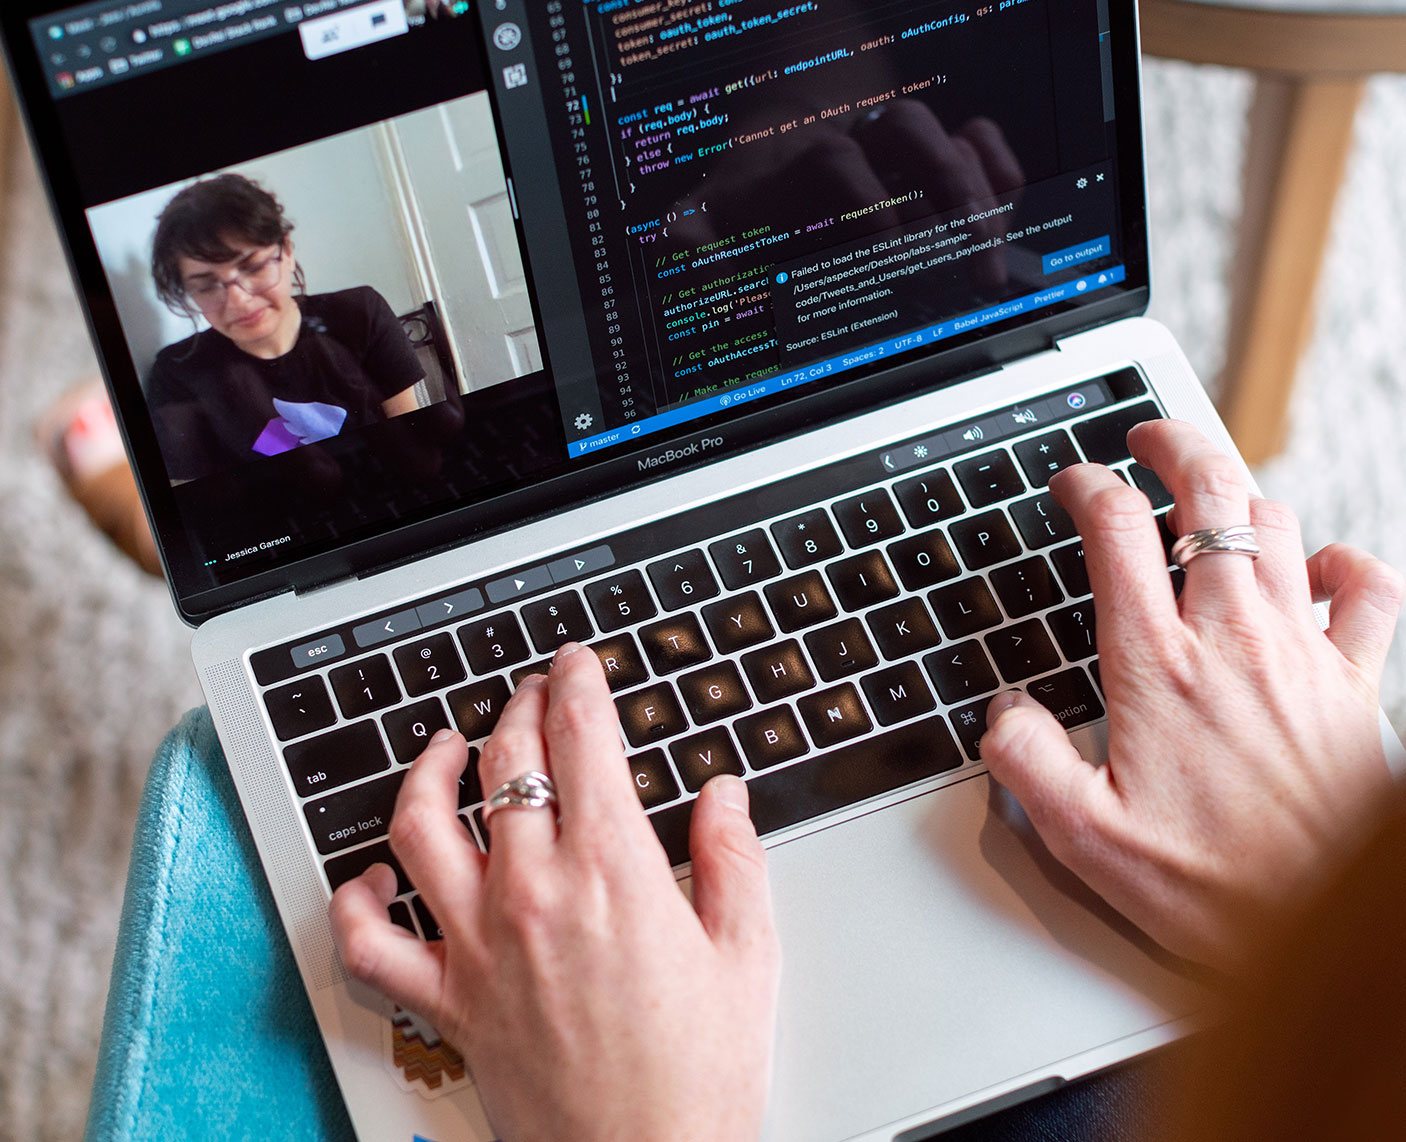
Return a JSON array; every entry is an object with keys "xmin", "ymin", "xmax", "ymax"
[
  {"xmin": 986, "ymin": 690, "xmax": 1034, "ymax": 726},
  {"xmin": 710, "ymin": 774, "xmax": 749, "ymax": 813},
  {"xmin": 431, "ymin": 728, "xmax": 459, "ymax": 744},
  {"xmin": 554, "ymin": 642, "xmax": 585, "ymax": 663}
]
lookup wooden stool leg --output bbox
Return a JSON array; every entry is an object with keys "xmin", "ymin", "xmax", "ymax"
[{"xmin": 1219, "ymin": 74, "xmax": 1365, "ymax": 464}]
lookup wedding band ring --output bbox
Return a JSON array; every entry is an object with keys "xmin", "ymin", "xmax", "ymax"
[
  {"xmin": 1171, "ymin": 525, "xmax": 1261, "ymax": 570},
  {"xmin": 482, "ymin": 771, "xmax": 558, "ymax": 831}
]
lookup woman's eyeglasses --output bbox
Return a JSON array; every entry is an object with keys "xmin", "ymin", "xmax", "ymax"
[{"xmin": 184, "ymin": 250, "xmax": 283, "ymax": 312}]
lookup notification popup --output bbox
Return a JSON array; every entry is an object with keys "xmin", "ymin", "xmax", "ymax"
[{"xmin": 770, "ymin": 170, "xmax": 1117, "ymax": 367}]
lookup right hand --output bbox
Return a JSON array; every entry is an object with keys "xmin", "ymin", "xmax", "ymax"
[{"xmin": 980, "ymin": 420, "xmax": 1403, "ymax": 971}]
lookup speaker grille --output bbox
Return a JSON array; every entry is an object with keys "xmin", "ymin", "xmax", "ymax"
[{"xmin": 204, "ymin": 658, "xmax": 346, "ymax": 990}]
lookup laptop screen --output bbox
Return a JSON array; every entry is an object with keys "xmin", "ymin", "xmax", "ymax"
[{"xmin": 9, "ymin": 0, "xmax": 1145, "ymax": 617}]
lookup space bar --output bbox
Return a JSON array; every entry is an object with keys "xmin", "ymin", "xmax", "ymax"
[{"xmin": 646, "ymin": 717, "xmax": 963, "ymax": 867}]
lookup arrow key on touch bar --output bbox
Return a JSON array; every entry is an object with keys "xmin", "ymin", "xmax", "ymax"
[
  {"xmin": 548, "ymin": 545, "xmax": 615, "ymax": 584},
  {"xmin": 487, "ymin": 565, "xmax": 553, "ymax": 605},
  {"xmin": 352, "ymin": 609, "xmax": 422, "ymax": 649},
  {"xmin": 415, "ymin": 588, "xmax": 484, "ymax": 629}
]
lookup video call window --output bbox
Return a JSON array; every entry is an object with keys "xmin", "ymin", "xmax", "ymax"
[{"xmin": 86, "ymin": 92, "xmax": 542, "ymax": 486}]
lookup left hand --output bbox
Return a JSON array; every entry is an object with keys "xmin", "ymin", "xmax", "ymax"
[{"xmin": 329, "ymin": 643, "xmax": 781, "ymax": 1142}]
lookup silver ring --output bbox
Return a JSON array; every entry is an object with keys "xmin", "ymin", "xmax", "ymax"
[
  {"xmin": 482, "ymin": 771, "xmax": 558, "ymax": 831},
  {"xmin": 1170, "ymin": 525, "xmax": 1261, "ymax": 570}
]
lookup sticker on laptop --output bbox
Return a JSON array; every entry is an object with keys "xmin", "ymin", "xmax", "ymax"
[{"xmin": 383, "ymin": 1006, "xmax": 472, "ymax": 1097}]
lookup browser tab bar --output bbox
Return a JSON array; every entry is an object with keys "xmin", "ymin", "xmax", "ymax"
[{"xmin": 30, "ymin": 0, "xmax": 418, "ymax": 99}]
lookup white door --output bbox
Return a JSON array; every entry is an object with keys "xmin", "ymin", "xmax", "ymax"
[{"xmin": 386, "ymin": 93, "xmax": 541, "ymax": 391}]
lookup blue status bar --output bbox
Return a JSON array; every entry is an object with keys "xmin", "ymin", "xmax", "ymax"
[{"xmin": 568, "ymin": 264, "xmax": 1127, "ymax": 459}]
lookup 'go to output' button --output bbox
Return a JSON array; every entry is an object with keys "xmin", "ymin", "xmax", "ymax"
[{"xmin": 1042, "ymin": 235, "xmax": 1110, "ymax": 275}]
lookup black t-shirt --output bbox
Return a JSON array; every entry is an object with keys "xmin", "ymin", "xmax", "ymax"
[{"xmin": 146, "ymin": 286, "xmax": 424, "ymax": 482}]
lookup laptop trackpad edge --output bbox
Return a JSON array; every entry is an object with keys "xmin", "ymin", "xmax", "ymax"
[{"xmin": 754, "ymin": 768, "xmax": 1206, "ymax": 1142}]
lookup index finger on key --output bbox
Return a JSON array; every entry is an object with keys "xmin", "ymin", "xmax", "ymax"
[
  {"xmin": 1127, "ymin": 420, "xmax": 1258, "ymax": 601},
  {"xmin": 1048, "ymin": 462, "xmax": 1180, "ymax": 648},
  {"xmin": 542, "ymin": 644, "xmax": 657, "ymax": 846},
  {"xmin": 387, "ymin": 730, "xmax": 484, "ymax": 925}
]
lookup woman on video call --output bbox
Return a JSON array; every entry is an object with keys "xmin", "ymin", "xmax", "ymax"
[{"xmin": 144, "ymin": 173, "xmax": 425, "ymax": 483}]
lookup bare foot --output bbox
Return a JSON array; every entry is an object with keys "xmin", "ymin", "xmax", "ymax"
[{"xmin": 36, "ymin": 381, "xmax": 162, "ymax": 577}]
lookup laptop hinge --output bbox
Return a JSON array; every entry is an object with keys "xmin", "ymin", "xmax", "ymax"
[
  {"xmin": 1012, "ymin": 339, "xmax": 1064, "ymax": 372},
  {"xmin": 292, "ymin": 571, "xmax": 358, "ymax": 597}
]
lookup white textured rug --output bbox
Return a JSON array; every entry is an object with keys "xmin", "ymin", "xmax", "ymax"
[{"xmin": 0, "ymin": 61, "xmax": 1403, "ymax": 1140}]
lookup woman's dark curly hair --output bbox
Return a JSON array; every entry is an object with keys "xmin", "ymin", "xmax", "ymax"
[{"xmin": 151, "ymin": 173, "xmax": 305, "ymax": 315}]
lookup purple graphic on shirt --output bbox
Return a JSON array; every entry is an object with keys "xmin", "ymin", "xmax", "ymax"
[{"xmin": 251, "ymin": 399, "xmax": 349, "ymax": 456}]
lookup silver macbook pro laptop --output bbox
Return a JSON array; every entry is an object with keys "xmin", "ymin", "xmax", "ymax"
[{"xmin": 3, "ymin": 0, "xmax": 1299, "ymax": 1136}]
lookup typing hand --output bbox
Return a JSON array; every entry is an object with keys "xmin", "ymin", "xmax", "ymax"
[
  {"xmin": 981, "ymin": 419, "xmax": 1403, "ymax": 970},
  {"xmin": 329, "ymin": 644, "xmax": 780, "ymax": 1142}
]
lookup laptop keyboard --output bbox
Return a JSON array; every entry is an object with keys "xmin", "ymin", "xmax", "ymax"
[{"xmin": 253, "ymin": 368, "xmax": 1178, "ymax": 942}]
